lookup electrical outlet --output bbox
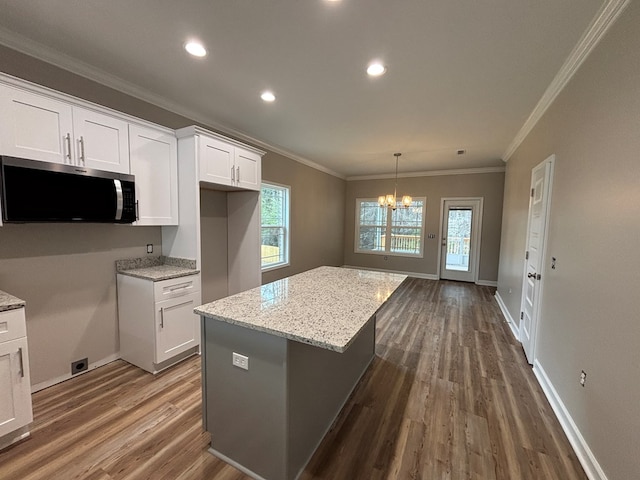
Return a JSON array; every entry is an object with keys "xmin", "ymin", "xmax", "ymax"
[
  {"xmin": 232, "ymin": 352, "xmax": 249, "ymax": 370},
  {"xmin": 146, "ymin": 244, "xmax": 153, "ymax": 254},
  {"xmin": 580, "ymin": 370, "xmax": 587, "ymax": 387},
  {"xmin": 71, "ymin": 358, "xmax": 88, "ymax": 375}
]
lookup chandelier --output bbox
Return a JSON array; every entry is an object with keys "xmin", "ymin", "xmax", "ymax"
[{"xmin": 378, "ymin": 153, "xmax": 412, "ymax": 209}]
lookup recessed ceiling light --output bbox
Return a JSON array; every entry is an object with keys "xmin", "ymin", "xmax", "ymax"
[
  {"xmin": 261, "ymin": 91, "xmax": 276, "ymax": 102},
  {"xmin": 184, "ymin": 41, "xmax": 207, "ymax": 57},
  {"xmin": 367, "ymin": 62, "xmax": 386, "ymax": 77}
]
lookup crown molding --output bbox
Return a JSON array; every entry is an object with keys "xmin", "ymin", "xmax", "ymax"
[
  {"xmin": 502, "ymin": 0, "xmax": 631, "ymax": 161},
  {"xmin": 346, "ymin": 166, "xmax": 505, "ymax": 181},
  {"xmin": 0, "ymin": 26, "xmax": 345, "ymax": 180}
]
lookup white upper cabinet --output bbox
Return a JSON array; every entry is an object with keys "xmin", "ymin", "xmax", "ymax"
[
  {"xmin": 199, "ymin": 136, "xmax": 235, "ymax": 187},
  {"xmin": 177, "ymin": 126, "xmax": 263, "ymax": 192},
  {"xmin": 234, "ymin": 147, "xmax": 261, "ymax": 191},
  {"xmin": 129, "ymin": 124, "xmax": 178, "ymax": 226},
  {"xmin": 72, "ymin": 107, "xmax": 130, "ymax": 174},
  {"xmin": 0, "ymin": 85, "xmax": 74, "ymax": 164},
  {"xmin": 0, "ymin": 81, "xmax": 129, "ymax": 175}
]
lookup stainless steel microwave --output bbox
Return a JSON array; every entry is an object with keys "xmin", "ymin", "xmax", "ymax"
[{"xmin": 0, "ymin": 156, "xmax": 136, "ymax": 223}]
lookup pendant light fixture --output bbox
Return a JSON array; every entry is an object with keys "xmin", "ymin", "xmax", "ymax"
[{"xmin": 378, "ymin": 153, "xmax": 412, "ymax": 209}]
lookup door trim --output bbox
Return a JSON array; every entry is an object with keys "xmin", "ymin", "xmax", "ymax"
[
  {"xmin": 519, "ymin": 154, "xmax": 555, "ymax": 364},
  {"xmin": 437, "ymin": 197, "xmax": 484, "ymax": 283}
]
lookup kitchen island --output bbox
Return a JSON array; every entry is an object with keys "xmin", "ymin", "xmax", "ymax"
[{"xmin": 195, "ymin": 266, "xmax": 406, "ymax": 480}]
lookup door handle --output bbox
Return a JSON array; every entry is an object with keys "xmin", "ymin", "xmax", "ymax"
[
  {"xmin": 231, "ymin": 166, "xmax": 235, "ymax": 182},
  {"xmin": 236, "ymin": 166, "xmax": 240, "ymax": 184},
  {"xmin": 528, "ymin": 273, "xmax": 541, "ymax": 280}
]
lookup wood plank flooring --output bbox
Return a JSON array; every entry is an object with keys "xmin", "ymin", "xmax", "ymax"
[{"xmin": 0, "ymin": 278, "xmax": 586, "ymax": 480}]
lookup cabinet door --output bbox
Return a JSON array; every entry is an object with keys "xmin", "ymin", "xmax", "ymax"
[
  {"xmin": 0, "ymin": 338, "xmax": 33, "ymax": 438},
  {"xmin": 130, "ymin": 124, "xmax": 178, "ymax": 225},
  {"xmin": 72, "ymin": 107, "xmax": 130, "ymax": 173},
  {"xmin": 199, "ymin": 136, "xmax": 234, "ymax": 187},
  {"xmin": 0, "ymin": 85, "xmax": 74, "ymax": 164},
  {"xmin": 155, "ymin": 292, "xmax": 200, "ymax": 364},
  {"xmin": 235, "ymin": 147, "xmax": 261, "ymax": 191}
]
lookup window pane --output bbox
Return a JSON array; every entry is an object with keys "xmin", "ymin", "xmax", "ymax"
[
  {"xmin": 360, "ymin": 201, "xmax": 386, "ymax": 226},
  {"xmin": 261, "ymin": 186, "xmax": 285, "ymax": 226},
  {"xmin": 261, "ymin": 226, "xmax": 286, "ymax": 266},
  {"xmin": 389, "ymin": 200, "xmax": 424, "ymax": 255},
  {"xmin": 390, "ymin": 227, "xmax": 422, "ymax": 254},
  {"xmin": 445, "ymin": 208, "xmax": 472, "ymax": 272},
  {"xmin": 358, "ymin": 226, "xmax": 386, "ymax": 252},
  {"xmin": 261, "ymin": 184, "xmax": 290, "ymax": 269}
]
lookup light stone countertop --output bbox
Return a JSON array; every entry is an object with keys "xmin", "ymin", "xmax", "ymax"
[
  {"xmin": 0, "ymin": 290, "xmax": 26, "ymax": 312},
  {"xmin": 116, "ymin": 256, "xmax": 199, "ymax": 281},
  {"xmin": 194, "ymin": 266, "xmax": 407, "ymax": 352}
]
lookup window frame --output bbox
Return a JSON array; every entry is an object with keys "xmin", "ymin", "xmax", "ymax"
[
  {"xmin": 354, "ymin": 197, "xmax": 427, "ymax": 258},
  {"xmin": 260, "ymin": 182, "xmax": 291, "ymax": 272}
]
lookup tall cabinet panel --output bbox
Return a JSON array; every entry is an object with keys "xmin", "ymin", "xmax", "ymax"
[{"xmin": 162, "ymin": 126, "xmax": 265, "ymax": 300}]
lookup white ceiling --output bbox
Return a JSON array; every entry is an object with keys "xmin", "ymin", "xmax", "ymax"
[{"xmin": 0, "ymin": 0, "xmax": 605, "ymax": 178}]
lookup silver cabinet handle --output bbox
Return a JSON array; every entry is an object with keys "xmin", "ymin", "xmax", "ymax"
[
  {"xmin": 160, "ymin": 300, "xmax": 193, "ymax": 329},
  {"xmin": 79, "ymin": 136, "xmax": 86, "ymax": 165},
  {"xmin": 65, "ymin": 133, "xmax": 72, "ymax": 161},
  {"xmin": 236, "ymin": 166, "xmax": 240, "ymax": 184},
  {"xmin": 18, "ymin": 347, "xmax": 24, "ymax": 378},
  {"xmin": 231, "ymin": 166, "xmax": 235, "ymax": 182}
]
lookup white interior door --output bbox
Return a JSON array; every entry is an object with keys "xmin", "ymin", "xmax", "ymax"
[
  {"xmin": 440, "ymin": 198, "xmax": 482, "ymax": 282},
  {"xmin": 520, "ymin": 156, "xmax": 554, "ymax": 364}
]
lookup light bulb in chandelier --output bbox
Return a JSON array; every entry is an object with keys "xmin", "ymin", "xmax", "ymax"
[{"xmin": 379, "ymin": 153, "xmax": 412, "ymax": 208}]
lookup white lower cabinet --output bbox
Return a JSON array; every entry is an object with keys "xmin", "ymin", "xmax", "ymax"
[
  {"xmin": 117, "ymin": 274, "xmax": 201, "ymax": 373},
  {"xmin": 0, "ymin": 307, "xmax": 33, "ymax": 450}
]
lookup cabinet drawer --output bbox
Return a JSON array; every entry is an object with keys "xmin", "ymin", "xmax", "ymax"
[
  {"xmin": 0, "ymin": 308, "xmax": 26, "ymax": 344},
  {"xmin": 153, "ymin": 275, "xmax": 200, "ymax": 301}
]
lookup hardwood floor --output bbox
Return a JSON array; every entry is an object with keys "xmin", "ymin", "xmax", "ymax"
[{"xmin": 0, "ymin": 278, "xmax": 586, "ymax": 480}]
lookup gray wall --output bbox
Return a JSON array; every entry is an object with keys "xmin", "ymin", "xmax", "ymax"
[
  {"xmin": 0, "ymin": 45, "xmax": 345, "ymax": 385},
  {"xmin": 262, "ymin": 152, "xmax": 345, "ymax": 284},
  {"xmin": 496, "ymin": 2, "xmax": 640, "ymax": 478},
  {"xmin": 344, "ymin": 173, "xmax": 504, "ymax": 282},
  {"xmin": 0, "ymin": 224, "xmax": 161, "ymax": 386}
]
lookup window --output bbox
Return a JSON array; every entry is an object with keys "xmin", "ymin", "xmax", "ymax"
[
  {"xmin": 355, "ymin": 197, "xmax": 426, "ymax": 257},
  {"xmin": 261, "ymin": 183, "xmax": 290, "ymax": 270}
]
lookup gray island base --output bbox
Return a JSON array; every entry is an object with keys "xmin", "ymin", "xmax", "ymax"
[{"xmin": 195, "ymin": 266, "xmax": 406, "ymax": 480}]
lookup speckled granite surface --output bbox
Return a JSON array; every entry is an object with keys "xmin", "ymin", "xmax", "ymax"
[
  {"xmin": 0, "ymin": 290, "xmax": 26, "ymax": 312},
  {"xmin": 116, "ymin": 256, "xmax": 199, "ymax": 281},
  {"xmin": 195, "ymin": 266, "xmax": 406, "ymax": 352}
]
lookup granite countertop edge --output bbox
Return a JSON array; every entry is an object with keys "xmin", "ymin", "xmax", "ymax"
[
  {"xmin": 116, "ymin": 256, "xmax": 199, "ymax": 282},
  {"xmin": 0, "ymin": 290, "xmax": 26, "ymax": 312},
  {"xmin": 194, "ymin": 266, "xmax": 407, "ymax": 352}
]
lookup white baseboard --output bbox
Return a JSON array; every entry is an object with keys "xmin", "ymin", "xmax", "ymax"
[
  {"xmin": 31, "ymin": 353, "xmax": 120, "ymax": 393},
  {"xmin": 476, "ymin": 279, "xmax": 498, "ymax": 287},
  {"xmin": 342, "ymin": 265, "xmax": 439, "ymax": 280},
  {"xmin": 494, "ymin": 291, "xmax": 520, "ymax": 342},
  {"xmin": 533, "ymin": 361, "xmax": 608, "ymax": 480}
]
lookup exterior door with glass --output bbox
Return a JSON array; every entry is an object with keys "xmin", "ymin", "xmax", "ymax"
[{"xmin": 440, "ymin": 198, "xmax": 482, "ymax": 282}]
